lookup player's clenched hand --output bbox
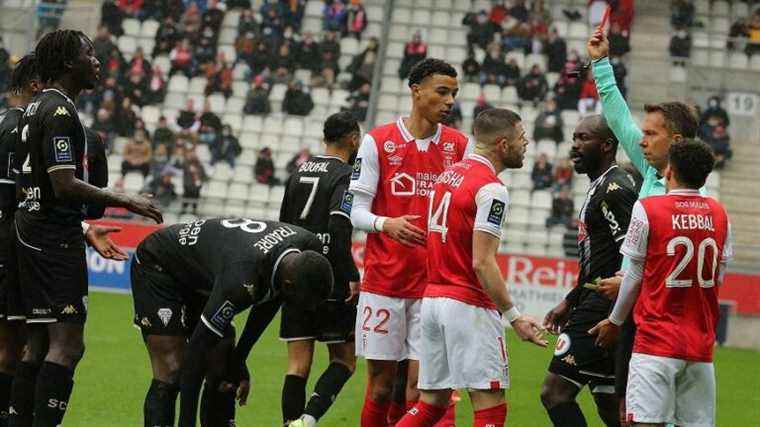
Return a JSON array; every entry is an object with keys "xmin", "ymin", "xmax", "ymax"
[
  {"xmin": 219, "ymin": 363, "xmax": 250, "ymax": 406},
  {"xmin": 86, "ymin": 225, "xmax": 129, "ymax": 260},
  {"xmin": 543, "ymin": 299, "xmax": 571, "ymax": 335},
  {"xmin": 512, "ymin": 315, "xmax": 548, "ymax": 347},
  {"xmin": 123, "ymin": 193, "xmax": 163, "ymax": 224},
  {"xmin": 382, "ymin": 215, "xmax": 425, "ymax": 247},
  {"xmin": 597, "ymin": 275, "xmax": 622, "ymax": 300},
  {"xmin": 588, "ymin": 318, "xmax": 619, "ymax": 348},
  {"xmin": 587, "ymin": 28, "xmax": 609, "ymax": 60},
  {"xmin": 345, "ymin": 281, "xmax": 359, "ymax": 304}
]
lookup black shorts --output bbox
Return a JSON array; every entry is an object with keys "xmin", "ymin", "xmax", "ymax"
[
  {"xmin": 16, "ymin": 225, "xmax": 88, "ymax": 325},
  {"xmin": 0, "ymin": 219, "xmax": 24, "ymax": 321},
  {"xmin": 548, "ymin": 309, "xmax": 616, "ymax": 393},
  {"xmin": 130, "ymin": 254, "xmax": 205, "ymax": 337},
  {"xmin": 280, "ymin": 298, "xmax": 356, "ymax": 344}
]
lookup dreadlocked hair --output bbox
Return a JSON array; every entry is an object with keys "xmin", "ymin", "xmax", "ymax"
[
  {"xmin": 8, "ymin": 53, "xmax": 38, "ymax": 95},
  {"xmin": 35, "ymin": 29, "xmax": 91, "ymax": 83}
]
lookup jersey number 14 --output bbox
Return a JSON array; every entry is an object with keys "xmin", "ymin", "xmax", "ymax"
[{"xmin": 428, "ymin": 190, "xmax": 452, "ymax": 243}]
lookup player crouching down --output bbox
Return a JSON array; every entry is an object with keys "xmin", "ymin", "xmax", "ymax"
[
  {"xmin": 130, "ymin": 218, "xmax": 333, "ymax": 426},
  {"xmin": 396, "ymin": 109, "xmax": 547, "ymax": 427}
]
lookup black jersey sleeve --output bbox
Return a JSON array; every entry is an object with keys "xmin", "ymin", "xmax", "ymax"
[
  {"xmin": 85, "ymin": 128, "xmax": 108, "ymax": 218},
  {"xmin": 327, "ymin": 177, "xmax": 360, "ymax": 287},
  {"xmin": 41, "ymin": 103, "xmax": 79, "ymax": 174},
  {"xmin": 599, "ymin": 176, "xmax": 637, "ymax": 248},
  {"xmin": 278, "ymin": 174, "xmax": 293, "ymax": 222}
]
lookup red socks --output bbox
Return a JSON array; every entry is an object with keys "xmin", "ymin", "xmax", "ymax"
[
  {"xmin": 473, "ymin": 403, "xmax": 507, "ymax": 427},
  {"xmin": 396, "ymin": 401, "xmax": 448, "ymax": 427},
  {"xmin": 361, "ymin": 397, "xmax": 391, "ymax": 427},
  {"xmin": 387, "ymin": 401, "xmax": 406, "ymax": 426}
]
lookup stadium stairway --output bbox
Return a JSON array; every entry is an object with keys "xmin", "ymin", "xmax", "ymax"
[{"xmin": 625, "ymin": 0, "xmax": 672, "ymax": 107}]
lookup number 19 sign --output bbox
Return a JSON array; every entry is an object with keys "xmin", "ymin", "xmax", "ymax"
[{"xmin": 727, "ymin": 92, "xmax": 759, "ymax": 117}]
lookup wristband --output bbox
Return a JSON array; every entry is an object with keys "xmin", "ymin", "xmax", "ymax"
[
  {"xmin": 504, "ymin": 306, "xmax": 521, "ymax": 325},
  {"xmin": 374, "ymin": 216, "xmax": 387, "ymax": 233}
]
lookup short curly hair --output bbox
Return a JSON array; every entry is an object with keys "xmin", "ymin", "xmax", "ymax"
[
  {"xmin": 408, "ymin": 58, "xmax": 457, "ymax": 87},
  {"xmin": 8, "ymin": 53, "xmax": 38, "ymax": 95},
  {"xmin": 35, "ymin": 29, "xmax": 91, "ymax": 83},
  {"xmin": 668, "ymin": 139, "xmax": 715, "ymax": 189}
]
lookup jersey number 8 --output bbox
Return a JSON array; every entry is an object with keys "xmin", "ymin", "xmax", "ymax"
[{"xmin": 221, "ymin": 218, "xmax": 267, "ymax": 234}]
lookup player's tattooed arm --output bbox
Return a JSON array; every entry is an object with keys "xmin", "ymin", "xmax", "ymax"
[{"xmin": 48, "ymin": 168, "xmax": 163, "ymax": 223}]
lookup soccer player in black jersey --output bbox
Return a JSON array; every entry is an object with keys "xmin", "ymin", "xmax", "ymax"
[
  {"xmin": 10, "ymin": 30, "xmax": 161, "ymax": 427},
  {"xmin": 278, "ymin": 111, "xmax": 361, "ymax": 427},
  {"xmin": 130, "ymin": 218, "xmax": 334, "ymax": 427},
  {"xmin": 540, "ymin": 115, "xmax": 637, "ymax": 427}
]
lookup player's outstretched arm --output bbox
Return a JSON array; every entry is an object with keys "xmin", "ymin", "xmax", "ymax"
[
  {"xmin": 83, "ymin": 223, "xmax": 129, "ymax": 260},
  {"xmin": 588, "ymin": 29, "xmax": 647, "ymax": 174},
  {"xmin": 233, "ymin": 299, "xmax": 282, "ymax": 364},
  {"xmin": 49, "ymin": 169, "xmax": 163, "ymax": 223},
  {"xmin": 473, "ymin": 231, "xmax": 547, "ymax": 347}
]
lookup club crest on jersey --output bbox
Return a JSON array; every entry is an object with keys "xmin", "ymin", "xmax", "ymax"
[
  {"xmin": 158, "ymin": 308, "xmax": 173, "ymax": 326},
  {"xmin": 442, "ymin": 142, "xmax": 455, "ymax": 152},
  {"xmin": 554, "ymin": 333, "xmax": 571, "ymax": 356},
  {"xmin": 53, "ymin": 106, "xmax": 70, "ymax": 117},
  {"xmin": 351, "ymin": 158, "xmax": 361, "ymax": 180},
  {"xmin": 383, "ymin": 140, "xmax": 396, "ymax": 153},
  {"xmin": 340, "ymin": 191, "xmax": 353, "ymax": 215},
  {"xmin": 53, "ymin": 137, "xmax": 72, "ymax": 162},
  {"xmin": 487, "ymin": 200, "xmax": 506, "ymax": 225},
  {"xmin": 388, "ymin": 154, "xmax": 403, "ymax": 166}
]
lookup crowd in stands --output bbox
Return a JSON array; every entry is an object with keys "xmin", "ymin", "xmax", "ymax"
[
  {"xmin": 727, "ymin": 6, "xmax": 760, "ymax": 56},
  {"xmin": 698, "ymin": 95, "xmax": 732, "ymax": 169}
]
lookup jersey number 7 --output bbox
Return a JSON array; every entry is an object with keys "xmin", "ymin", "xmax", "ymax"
[{"xmin": 428, "ymin": 190, "xmax": 452, "ymax": 243}]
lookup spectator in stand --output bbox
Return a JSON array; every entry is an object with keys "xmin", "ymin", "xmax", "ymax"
[
  {"xmin": 502, "ymin": 19, "xmax": 533, "ymax": 53},
  {"xmin": 746, "ymin": 10, "xmax": 760, "ymax": 56},
  {"xmin": 545, "ymin": 28, "xmax": 568, "ymax": 73},
  {"xmin": 608, "ymin": 22, "xmax": 631, "ymax": 57},
  {"xmin": 273, "ymin": 42, "xmax": 297, "ymax": 82},
  {"xmin": 91, "ymin": 108, "xmax": 118, "ymax": 153},
  {"xmin": 610, "ymin": 55, "xmax": 628, "ymax": 99},
  {"xmin": 531, "ymin": 152, "xmax": 554, "ymax": 191},
  {"xmin": 553, "ymin": 157, "xmax": 573, "ymax": 191},
  {"xmin": 198, "ymin": 123, "xmax": 220, "ymax": 151},
  {"xmin": 153, "ymin": 116, "xmax": 176, "ymax": 151},
  {"xmin": 577, "ymin": 70, "xmax": 601, "ymax": 115},
  {"xmin": 148, "ymin": 143, "xmax": 174, "ymax": 182},
  {"xmin": 177, "ymin": 98, "xmax": 198, "ymax": 130},
  {"xmin": 154, "ymin": 15, "xmax": 182, "ymax": 56},
  {"xmin": 103, "ymin": 48, "xmax": 125, "ymax": 79},
  {"xmin": 611, "ymin": 0, "xmax": 635, "ymax": 33},
  {"xmin": 116, "ymin": 97, "xmax": 140, "ymax": 136},
  {"xmin": 202, "ymin": 0, "xmax": 225, "ymax": 35},
  {"xmin": 122, "ymin": 129, "xmax": 152, "ymax": 178},
  {"xmin": 93, "ymin": 26, "xmax": 118, "ymax": 68},
  {"xmin": 147, "ymin": 65, "xmax": 167, "ymax": 103},
  {"xmin": 254, "ymin": 146, "xmax": 280, "ymax": 186},
  {"xmin": 700, "ymin": 96, "xmax": 730, "ymax": 127},
  {"xmin": 244, "ymin": 75, "xmax": 272, "ymax": 115},
  {"xmin": 529, "ymin": 13, "xmax": 549, "ymax": 54},
  {"xmin": 181, "ymin": 150, "xmax": 207, "ymax": 215},
  {"xmin": 533, "ymin": 98, "xmax": 564, "ymax": 144},
  {"xmin": 282, "ymin": 80, "xmax": 314, "ymax": 116},
  {"xmin": 211, "ymin": 125, "xmax": 242, "ymax": 168},
  {"xmin": 503, "ymin": 56, "xmax": 522, "ymax": 87},
  {"xmin": 671, "ymin": 0, "xmax": 695, "ymax": 29},
  {"xmin": 248, "ymin": 41, "xmax": 273, "ymax": 76},
  {"xmin": 238, "ymin": 8, "xmax": 259, "ymax": 36},
  {"xmin": 323, "ymin": 0, "xmax": 347, "ymax": 33},
  {"xmin": 182, "ymin": 2, "xmax": 202, "ymax": 37},
  {"xmin": 124, "ymin": 72, "xmax": 149, "ymax": 107},
  {"xmin": 669, "ymin": 27, "xmax": 692, "ymax": 66},
  {"xmin": 127, "ymin": 46, "xmax": 152, "ymax": 79},
  {"xmin": 471, "ymin": 94, "xmax": 494, "ymax": 133},
  {"xmin": 700, "ymin": 122, "xmax": 732, "ymax": 169},
  {"xmin": 517, "ymin": 64, "xmax": 549, "ymax": 105},
  {"xmin": 398, "ymin": 31, "xmax": 427, "ymax": 79},
  {"xmin": 147, "ymin": 170, "xmax": 178, "ymax": 208},
  {"xmin": 346, "ymin": 81, "xmax": 371, "ymax": 121},
  {"xmin": 554, "ymin": 51, "xmax": 582, "ymax": 110},
  {"xmin": 170, "ymin": 38, "xmax": 194, "ymax": 77},
  {"xmin": 235, "ymin": 31, "xmax": 257, "ymax": 66},
  {"xmin": 545, "ymin": 188, "xmax": 575, "ymax": 228},
  {"xmin": 464, "ymin": 10, "xmax": 496, "ymax": 51},
  {"xmin": 205, "ymin": 57, "xmax": 233, "ymax": 97},
  {"xmin": 489, "ymin": 1, "xmax": 509, "ymax": 26},
  {"xmin": 101, "ymin": 0, "xmax": 125, "ymax": 36},
  {"xmin": 97, "ymin": 76, "xmax": 124, "ymax": 113},
  {"xmin": 261, "ymin": 7, "xmax": 285, "ymax": 41},
  {"xmin": 462, "ymin": 50, "xmax": 481, "ymax": 83},
  {"xmin": 727, "ymin": 17, "xmax": 749, "ymax": 52},
  {"xmin": 118, "ymin": 0, "xmax": 144, "ymax": 19},
  {"xmin": 316, "ymin": 31, "xmax": 341, "ymax": 87},
  {"xmin": 347, "ymin": 37, "xmax": 379, "ymax": 91},
  {"xmin": 480, "ymin": 45, "xmax": 507, "ymax": 86},
  {"xmin": 298, "ymin": 32, "xmax": 322, "ymax": 74},
  {"xmin": 199, "ymin": 99, "xmax": 223, "ymax": 131},
  {"xmin": 283, "ymin": 0, "xmax": 306, "ymax": 32},
  {"xmin": 195, "ymin": 36, "xmax": 218, "ymax": 71},
  {"xmin": 286, "ymin": 147, "xmax": 312, "ymax": 178},
  {"xmin": 510, "ymin": 0, "xmax": 529, "ymax": 23},
  {"xmin": 346, "ymin": 0, "xmax": 368, "ymax": 40}
]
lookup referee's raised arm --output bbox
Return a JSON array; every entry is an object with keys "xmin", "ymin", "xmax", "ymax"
[{"xmin": 588, "ymin": 29, "xmax": 647, "ymax": 174}]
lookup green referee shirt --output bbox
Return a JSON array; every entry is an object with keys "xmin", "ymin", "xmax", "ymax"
[{"xmin": 592, "ymin": 57, "xmax": 706, "ymax": 269}]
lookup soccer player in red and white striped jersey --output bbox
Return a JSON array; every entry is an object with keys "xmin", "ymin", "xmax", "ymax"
[{"xmin": 349, "ymin": 58, "xmax": 470, "ymax": 427}]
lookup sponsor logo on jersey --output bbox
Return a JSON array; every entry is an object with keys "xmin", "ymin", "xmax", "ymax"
[
  {"xmin": 351, "ymin": 158, "xmax": 361, "ymax": 180},
  {"xmin": 209, "ymin": 300, "xmax": 236, "ymax": 333},
  {"xmin": 242, "ymin": 283, "xmax": 255, "ymax": 298},
  {"xmin": 140, "ymin": 317, "xmax": 152, "ymax": 328},
  {"xmin": 390, "ymin": 172, "xmax": 416, "ymax": 196},
  {"xmin": 340, "ymin": 191, "xmax": 353, "ymax": 215},
  {"xmin": 61, "ymin": 305, "xmax": 78, "ymax": 315},
  {"xmin": 32, "ymin": 308, "xmax": 51, "ymax": 315},
  {"xmin": 601, "ymin": 201, "xmax": 621, "ymax": 236},
  {"xmin": 487, "ymin": 200, "xmax": 506, "ymax": 226},
  {"xmin": 442, "ymin": 142, "xmax": 455, "ymax": 152},
  {"xmin": 53, "ymin": 106, "xmax": 70, "ymax": 117},
  {"xmin": 606, "ymin": 182, "xmax": 620, "ymax": 193},
  {"xmin": 561, "ymin": 354, "xmax": 576, "ymax": 366},
  {"xmin": 158, "ymin": 308, "xmax": 173, "ymax": 326},
  {"xmin": 383, "ymin": 140, "xmax": 396, "ymax": 153},
  {"xmin": 554, "ymin": 333, "xmax": 571, "ymax": 356},
  {"xmin": 52, "ymin": 137, "xmax": 72, "ymax": 162}
]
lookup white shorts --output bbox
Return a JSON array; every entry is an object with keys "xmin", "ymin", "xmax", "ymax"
[
  {"xmin": 626, "ymin": 353, "xmax": 715, "ymax": 427},
  {"xmin": 354, "ymin": 291, "xmax": 421, "ymax": 361},
  {"xmin": 417, "ymin": 297, "xmax": 509, "ymax": 391}
]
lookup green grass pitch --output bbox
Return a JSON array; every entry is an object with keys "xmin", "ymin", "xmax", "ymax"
[{"xmin": 66, "ymin": 292, "xmax": 760, "ymax": 426}]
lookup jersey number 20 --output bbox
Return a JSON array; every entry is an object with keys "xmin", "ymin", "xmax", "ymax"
[
  {"xmin": 428, "ymin": 190, "xmax": 452, "ymax": 243},
  {"xmin": 665, "ymin": 236, "xmax": 719, "ymax": 288}
]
